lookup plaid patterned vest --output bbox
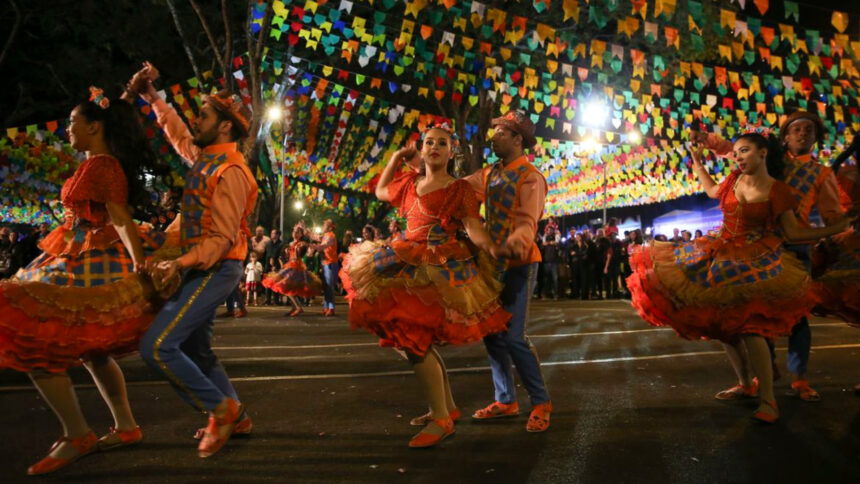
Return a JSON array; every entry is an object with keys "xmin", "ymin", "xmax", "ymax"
[
  {"xmin": 782, "ymin": 155, "xmax": 833, "ymax": 228},
  {"xmin": 180, "ymin": 149, "xmax": 257, "ymax": 262},
  {"xmin": 484, "ymin": 158, "xmax": 543, "ymax": 273}
]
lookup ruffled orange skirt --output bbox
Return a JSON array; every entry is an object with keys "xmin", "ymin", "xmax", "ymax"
[
  {"xmin": 262, "ymin": 260, "xmax": 322, "ymax": 298},
  {"xmin": 340, "ymin": 239, "xmax": 510, "ymax": 356},
  {"xmin": 0, "ymin": 225, "xmax": 172, "ymax": 372},
  {"xmin": 813, "ymin": 228, "xmax": 860, "ymax": 327},
  {"xmin": 627, "ymin": 238, "xmax": 818, "ymax": 343}
]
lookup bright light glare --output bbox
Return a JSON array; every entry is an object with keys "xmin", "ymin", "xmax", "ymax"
[
  {"xmin": 581, "ymin": 137, "xmax": 598, "ymax": 153},
  {"xmin": 266, "ymin": 105, "xmax": 283, "ymax": 121},
  {"xmin": 628, "ymin": 131, "xmax": 642, "ymax": 144},
  {"xmin": 313, "ymin": 226, "xmax": 322, "ymax": 234},
  {"xmin": 293, "ymin": 200, "xmax": 304, "ymax": 210},
  {"xmin": 583, "ymin": 100, "xmax": 609, "ymax": 126}
]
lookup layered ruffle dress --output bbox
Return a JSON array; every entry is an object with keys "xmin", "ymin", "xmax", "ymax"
[
  {"xmin": 627, "ymin": 171, "xmax": 818, "ymax": 342},
  {"xmin": 340, "ymin": 171, "xmax": 510, "ymax": 356},
  {"xmin": 0, "ymin": 155, "xmax": 167, "ymax": 372},
  {"xmin": 812, "ymin": 164, "xmax": 859, "ymax": 326},
  {"xmin": 262, "ymin": 241, "xmax": 322, "ymax": 298}
]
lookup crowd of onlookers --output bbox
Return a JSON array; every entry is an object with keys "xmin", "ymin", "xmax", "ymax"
[
  {"xmin": 0, "ymin": 223, "xmax": 51, "ymax": 279},
  {"xmin": 534, "ymin": 217, "xmax": 707, "ymax": 301}
]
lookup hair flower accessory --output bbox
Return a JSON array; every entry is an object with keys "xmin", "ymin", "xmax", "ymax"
[
  {"xmin": 420, "ymin": 120, "xmax": 460, "ymax": 147},
  {"xmin": 89, "ymin": 86, "xmax": 110, "ymax": 109},
  {"xmin": 741, "ymin": 124, "xmax": 773, "ymax": 139}
]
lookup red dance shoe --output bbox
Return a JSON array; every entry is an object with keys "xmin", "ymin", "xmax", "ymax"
[
  {"xmin": 789, "ymin": 380, "xmax": 821, "ymax": 402},
  {"xmin": 288, "ymin": 307, "xmax": 304, "ymax": 317},
  {"xmin": 27, "ymin": 431, "xmax": 98, "ymax": 475},
  {"xmin": 97, "ymin": 426, "xmax": 143, "ymax": 451},
  {"xmin": 234, "ymin": 308, "xmax": 248, "ymax": 318},
  {"xmin": 194, "ymin": 414, "xmax": 253, "ymax": 440},
  {"xmin": 526, "ymin": 401, "xmax": 553, "ymax": 432},
  {"xmin": 752, "ymin": 399, "xmax": 779, "ymax": 424},
  {"xmin": 198, "ymin": 399, "xmax": 242, "ymax": 458},
  {"xmin": 714, "ymin": 378, "xmax": 759, "ymax": 400},
  {"xmin": 408, "ymin": 417, "xmax": 455, "ymax": 448},
  {"xmin": 410, "ymin": 408, "xmax": 461, "ymax": 426},
  {"xmin": 472, "ymin": 401, "xmax": 520, "ymax": 420}
]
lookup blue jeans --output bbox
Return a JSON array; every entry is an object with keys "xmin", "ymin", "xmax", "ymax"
[
  {"xmin": 483, "ymin": 263, "xmax": 551, "ymax": 405},
  {"xmin": 140, "ymin": 261, "xmax": 243, "ymax": 412},
  {"xmin": 322, "ymin": 262, "xmax": 339, "ymax": 310},
  {"xmin": 784, "ymin": 244, "xmax": 812, "ymax": 375}
]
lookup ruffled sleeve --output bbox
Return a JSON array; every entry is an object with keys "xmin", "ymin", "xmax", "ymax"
[
  {"xmin": 769, "ymin": 180, "xmax": 799, "ymax": 222},
  {"xmin": 386, "ymin": 170, "xmax": 416, "ymax": 210}
]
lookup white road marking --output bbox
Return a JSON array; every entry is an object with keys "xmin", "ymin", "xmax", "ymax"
[{"xmin": 1, "ymin": 343, "xmax": 858, "ymax": 392}]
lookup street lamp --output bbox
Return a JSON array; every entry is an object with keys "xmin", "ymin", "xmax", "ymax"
[
  {"xmin": 267, "ymin": 104, "xmax": 287, "ymax": 235},
  {"xmin": 294, "ymin": 200, "xmax": 304, "ymax": 210},
  {"xmin": 627, "ymin": 130, "xmax": 642, "ymax": 144},
  {"xmin": 582, "ymin": 99, "xmax": 609, "ymax": 127},
  {"xmin": 266, "ymin": 105, "xmax": 283, "ymax": 122}
]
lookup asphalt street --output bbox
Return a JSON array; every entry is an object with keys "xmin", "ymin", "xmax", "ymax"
[{"xmin": 1, "ymin": 298, "xmax": 859, "ymax": 483}]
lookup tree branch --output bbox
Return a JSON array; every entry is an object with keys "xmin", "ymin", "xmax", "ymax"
[
  {"xmin": 0, "ymin": 0, "xmax": 23, "ymax": 69},
  {"xmin": 165, "ymin": 0, "xmax": 203, "ymax": 83},
  {"xmin": 188, "ymin": 0, "xmax": 226, "ymax": 76},
  {"xmin": 221, "ymin": 0, "xmax": 232, "ymax": 89}
]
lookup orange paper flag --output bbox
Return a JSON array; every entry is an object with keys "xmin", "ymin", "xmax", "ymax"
[{"xmin": 831, "ymin": 11, "xmax": 848, "ymax": 33}]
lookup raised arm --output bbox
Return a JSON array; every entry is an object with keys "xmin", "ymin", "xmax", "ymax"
[
  {"xmin": 375, "ymin": 146, "xmax": 419, "ymax": 201},
  {"xmin": 690, "ymin": 144, "xmax": 720, "ymax": 199},
  {"xmin": 129, "ymin": 62, "xmax": 199, "ymax": 165}
]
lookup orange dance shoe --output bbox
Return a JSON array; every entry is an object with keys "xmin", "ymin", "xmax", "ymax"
[
  {"xmin": 97, "ymin": 426, "xmax": 143, "ymax": 451},
  {"xmin": 27, "ymin": 431, "xmax": 98, "ymax": 475},
  {"xmin": 198, "ymin": 399, "xmax": 242, "ymax": 458},
  {"xmin": 408, "ymin": 417, "xmax": 455, "ymax": 448}
]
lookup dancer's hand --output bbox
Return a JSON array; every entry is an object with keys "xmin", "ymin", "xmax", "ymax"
[
  {"xmin": 690, "ymin": 130, "xmax": 708, "ymax": 145},
  {"xmin": 155, "ymin": 259, "xmax": 181, "ymax": 286},
  {"xmin": 504, "ymin": 236, "xmax": 528, "ymax": 260},
  {"xmin": 393, "ymin": 145, "xmax": 420, "ymax": 171}
]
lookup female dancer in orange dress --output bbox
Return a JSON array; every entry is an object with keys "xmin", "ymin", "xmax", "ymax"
[
  {"xmin": 627, "ymin": 130, "xmax": 850, "ymax": 423},
  {"xmin": 812, "ymin": 136, "xmax": 860, "ymax": 393},
  {"xmin": 262, "ymin": 224, "xmax": 322, "ymax": 316},
  {"xmin": 0, "ymin": 89, "xmax": 169, "ymax": 474},
  {"xmin": 813, "ymin": 136, "xmax": 860, "ymax": 327},
  {"xmin": 340, "ymin": 125, "xmax": 510, "ymax": 447}
]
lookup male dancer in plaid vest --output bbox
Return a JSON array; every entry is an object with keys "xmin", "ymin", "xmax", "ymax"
[
  {"xmin": 464, "ymin": 110, "xmax": 553, "ymax": 432},
  {"xmin": 130, "ymin": 63, "xmax": 257, "ymax": 457}
]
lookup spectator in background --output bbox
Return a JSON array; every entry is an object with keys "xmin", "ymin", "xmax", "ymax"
[
  {"xmin": 244, "ymin": 252, "xmax": 263, "ymax": 306},
  {"xmin": 681, "ymin": 230, "xmax": 693, "ymax": 242},
  {"xmin": 566, "ymin": 231, "xmax": 586, "ymax": 299},
  {"xmin": 694, "ymin": 229, "xmax": 704, "ymax": 239},
  {"xmin": 249, "ymin": 225, "xmax": 271, "ymax": 260},
  {"xmin": 671, "ymin": 228, "xmax": 681, "ymax": 243},
  {"xmin": 605, "ymin": 217, "xmax": 619, "ymax": 238},
  {"xmin": 362, "ymin": 225, "xmax": 376, "ymax": 242},
  {"xmin": 387, "ymin": 219, "xmax": 404, "ymax": 243},
  {"xmin": 540, "ymin": 226, "xmax": 560, "ymax": 300},
  {"xmin": 607, "ymin": 232, "xmax": 623, "ymax": 298},
  {"xmin": 0, "ymin": 228, "xmax": 15, "ymax": 279}
]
